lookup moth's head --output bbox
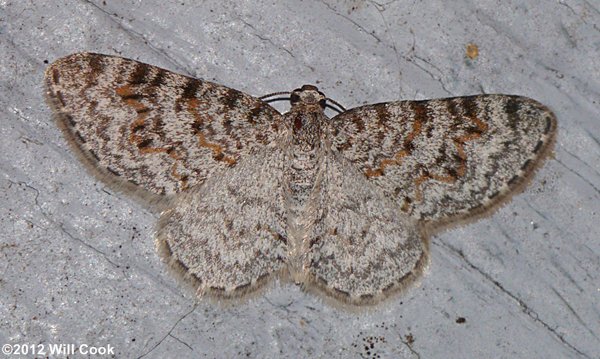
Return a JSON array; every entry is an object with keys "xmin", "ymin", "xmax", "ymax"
[{"xmin": 290, "ymin": 85, "xmax": 327, "ymax": 110}]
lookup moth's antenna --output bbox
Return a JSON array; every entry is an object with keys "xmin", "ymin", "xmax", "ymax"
[
  {"xmin": 259, "ymin": 91, "xmax": 347, "ymax": 114},
  {"xmin": 326, "ymin": 98, "xmax": 346, "ymax": 113},
  {"xmin": 260, "ymin": 91, "xmax": 291, "ymax": 103}
]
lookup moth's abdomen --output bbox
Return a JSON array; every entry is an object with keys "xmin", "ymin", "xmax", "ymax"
[{"xmin": 288, "ymin": 148, "xmax": 321, "ymax": 206}]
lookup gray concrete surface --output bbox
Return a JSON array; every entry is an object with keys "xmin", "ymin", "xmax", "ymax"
[{"xmin": 1, "ymin": 1, "xmax": 599, "ymax": 358}]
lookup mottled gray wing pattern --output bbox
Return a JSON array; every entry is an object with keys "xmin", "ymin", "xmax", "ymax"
[
  {"xmin": 330, "ymin": 95, "xmax": 557, "ymax": 229},
  {"xmin": 45, "ymin": 53, "xmax": 282, "ymax": 206},
  {"xmin": 303, "ymin": 150, "xmax": 428, "ymax": 306},
  {"xmin": 156, "ymin": 143, "xmax": 289, "ymax": 298}
]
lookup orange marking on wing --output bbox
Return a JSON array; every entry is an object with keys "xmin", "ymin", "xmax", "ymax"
[
  {"xmin": 128, "ymin": 118, "xmax": 146, "ymax": 145},
  {"xmin": 364, "ymin": 119, "xmax": 422, "ymax": 178},
  {"xmin": 413, "ymin": 174, "xmax": 430, "ymax": 202},
  {"xmin": 187, "ymin": 98, "xmax": 237, "ymax": 166},
  {"xmin": 404, "ymin": 119, "xmax": 422, "ymax": 143},
  {"xmin": 138, "ymin": 147, "xmax": 167, "ymax": 154},
  {"xmin": 429, "ymin": 173, "xmax": 457, "ymax": 183},
  {"xmin": 412, "ymin": 106, "xmax": 489, "ymax": 202},
  {"xmin": 116, "ymin": 85, "xmax": 150, "ymax": 146},
  {"xmin": 450, "ymin": 110, "xmax": 488, "ymax": 178},
  {"xmin": 137, "ymin": 145, "xmax": 188, "ymax": 189},
  {"xmin": 115, "ymin": 85, "xmax": 132, "ymax": 97},
  {"xmin": 170, "ymin": 162, "xmax": 189, "ymax": 190},
  {"xmin": 117, "ymin": 85, "xmax": 188, "ymax": 189},
  {"xmin": 452, "ymin": 141, "xmax": 468, "ymax": 177},
  {"xmin": 196, "ymin": 132, "xmax": 237, "ymax": 165},
  {"xmin": 116, "ymin": 85, "xmax": 148, "ymax": 112},
  {"xmin": 187, "ymin": 98, "xmax": 202, "ymax": 114}
]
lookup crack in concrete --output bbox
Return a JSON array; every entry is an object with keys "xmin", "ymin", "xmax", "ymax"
[
  {"xmin": 366, "ymin": 0, "xmax": 403, "ymax": 96},
  {"xmin": 59, "ymin": 223, "xmax": 120, "ymax": 268},
  {"xmin": 538, "ymin": 63, "xmax": 567, "ymax": 80},
  {"xmin": 367, "ymin": 0, "xmax": 400, "ymax": 11},
  {"xmin": 466, "ymin": 1, "xmax": 600, "ymax": 98},
  {"xmin": 489, "ymin": 219, "xmax": 520, "ymax": 248},
  {"xmin": 550, "ymin": 287, "xmax": 599, "ymax": 341},
  {"xmin": 582, "ymin": 0, "xmax": 600, "ymax": 15},
  {"xmin": 8, "ymin": 179, "xmax": 121, "ymax": 268},
  {"xmin": 319, "ymin": 0, "xmax": 383, "ymax": 43},
  {"xmin": 236, "ymin": 17, "xmax": 296, "ymax": 60},
  {"xmin": 168, "ymin": 333, "xmax": 194, "ymax": 351},
  {"xmin": 549, "ymin": 257, "xmax": 586, "ymax": 294},
  {"xmin": 556, "ymin": 159, "xmax": 600, "ymax": 198},
  {"xmin": 399, "ymin": 336, "xmax": 421, "ymax": 359},
  {"xmin": 137, "ymin": 304, "xmax": 197, "ymax": 358},
  {"xmin": 6, "ymin": 179, "xmax": 47, "ymax": 230},
  {"xmin": 562, "ymin": 147, "xmax": 600, "ymax": 179},
  {"xmin": 585, "ymin": 129, "xmax": 600, "ymax": 149},
  {"xmin": 524, "ymin": 202, "xmax": 551, "ymax": 222},
  {"xmin": 405, "ymin": 55, "xmax": 453, "ymax": 96},
  {"xmin": 559, "ymin": 23, "xmax": 579, "ymax": 48},
  {"xmin": 18, "ymin": 135, "xmax": 44, "ymax": 147},
  {"xmin": 264, "ymin": 297, "xmax": 316, "ymax": 330},
  {"xmin": 467, "ymin": 3, "xmax": 532, "ymax": 55},
  {"xmin": 80, "ymin": 0, "xmax": 196, "ymax": 78},
  {"xmin": 558, "ymin": 0, "xmax": 579, "ymax": 17},
  {"xmin": 437, "ymin": 240, "xmax": 592, "ymax": 358}
]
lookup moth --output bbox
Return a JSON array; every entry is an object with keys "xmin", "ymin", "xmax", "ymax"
[{"xmin": 45, "ymin": 53, "xmax": 557, "ymax": 307}]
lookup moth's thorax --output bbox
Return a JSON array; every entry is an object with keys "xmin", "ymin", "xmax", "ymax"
[
  {"xmin": 287, "ymin": 110, "xmax": 325, "ymax": 150},
  {"xmin": 287, "ymin": 85, "xmax": 328, "ymax": 150}
]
